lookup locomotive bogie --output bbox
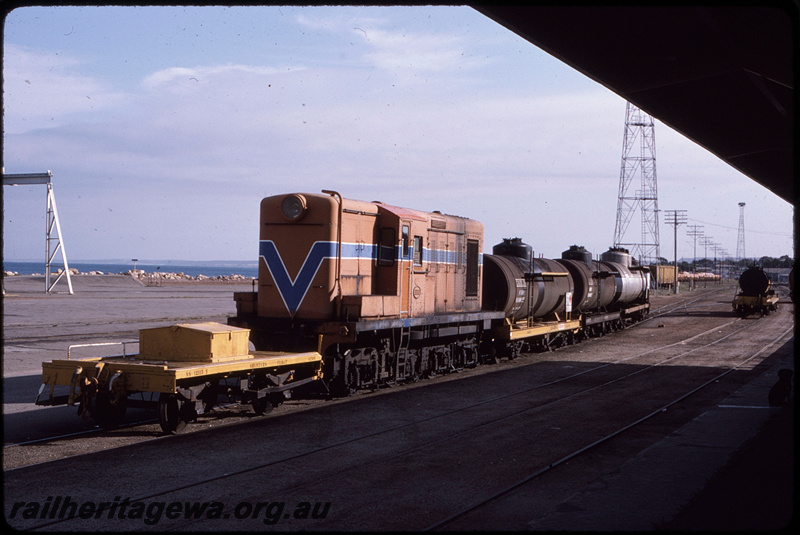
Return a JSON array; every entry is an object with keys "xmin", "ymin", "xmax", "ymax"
[{"xmin": 323, "ymin": 322, "xmax": 485, "ymax": 395}]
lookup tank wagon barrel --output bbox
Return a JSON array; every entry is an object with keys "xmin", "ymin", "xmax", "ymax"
[
  {"xmin": 481, "ymin": 239, "xmax": 649, "ymax": 356},
  {"xmin": 482, "ymin": 239, "xmax": 573, "ymax": 322},
  {"xmin": 738, "ymin": 266, "xmax": 772, "ymax": 295}
]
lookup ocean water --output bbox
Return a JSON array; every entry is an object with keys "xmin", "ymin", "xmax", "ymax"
[{"xmin": 3, "ymin": 261, "xmax": 258, "ymax": 278}]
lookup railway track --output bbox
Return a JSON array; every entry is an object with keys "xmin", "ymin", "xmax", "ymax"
[
  {"xmin": 2, "ymin": 288, "xmax": 738, "ymax": 455},
  {"xmin": 5, "ymin": 287, "xmax": 792, "ymax": 530},
  {"xmin": 426, "ymin": 322, "xmax": 794, "ymax": 530}
]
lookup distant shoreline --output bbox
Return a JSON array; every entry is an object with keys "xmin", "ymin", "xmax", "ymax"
[
  {"xmin": 2, "ymin": 271, "xmax": 257, "ymax": 284},
  {"xmin": 3, "ymin": 261, "xmax": 258, "ymax": 280}
]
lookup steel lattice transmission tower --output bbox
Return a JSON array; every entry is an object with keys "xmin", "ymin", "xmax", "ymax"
[
  {"xmin": 613, "ymin": 102, "xmax": 660, "ymax": 265},
  {"xmin": 736, "ymin": 202, "xmax": 746, "ymax": 261}
]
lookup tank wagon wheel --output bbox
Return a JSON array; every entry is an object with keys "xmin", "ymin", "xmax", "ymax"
[{"xmin": 158, "ymin": 392, "xmax": 195, "ymax": 434}]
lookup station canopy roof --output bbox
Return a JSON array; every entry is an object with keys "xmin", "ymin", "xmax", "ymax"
[{"xmin": 476, "ymin": 5, "xmax": 794, "ymax": 205}]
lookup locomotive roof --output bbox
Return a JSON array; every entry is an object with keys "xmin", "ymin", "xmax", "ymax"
[
  {"xmin": 375, "ymin": 201, "xmax": 473, "ymax": 223},
  {"xmin": 374, "ymin": 202, "xmax": 429, "ymax": 222}
]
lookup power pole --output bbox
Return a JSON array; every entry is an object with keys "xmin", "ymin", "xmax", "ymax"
[
  {"xmin": 686, "ymin": 224, "xmax": 703, "ymax": 288},
  {"xmin": 664, "ymin": 210, "xmax": 687, "ymax": 293},
  {"xmin": 712, "ymin": 244, "xmax": 724, "ymax": 282},
  {"xmin": 700, "ymin": 236, "xmax": 714, "ymax": 287},
  {"xmin": 613, "ymin": 102, "xmax": 660, "ymax": 266}
]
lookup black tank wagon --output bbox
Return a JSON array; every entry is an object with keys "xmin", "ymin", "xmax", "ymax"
[{"xmin": 733, "ymin": 266, "xmax": 779, "ymax": 317}]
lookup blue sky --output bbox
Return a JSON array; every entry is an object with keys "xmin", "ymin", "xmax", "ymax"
[{"xmin": 3, "ymin": 5, "xmax": 794, "ymax": 263}]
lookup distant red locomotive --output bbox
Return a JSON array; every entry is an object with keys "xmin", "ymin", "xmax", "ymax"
[{"xmin": 229, "ymin": 191, "xmax": 650, "ymax": 395}]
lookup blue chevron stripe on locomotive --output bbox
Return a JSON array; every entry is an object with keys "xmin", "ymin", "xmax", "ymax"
[
  {"xmin": 260, "ymin": 239, "xmax": 480, "ymax": 315},
  {"xmin": 259, "ymin": 240, "xmax": 381, "ymax": 316}
]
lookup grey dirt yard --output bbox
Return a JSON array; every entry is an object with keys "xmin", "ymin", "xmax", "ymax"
[{"xmin": 3, "ymin": 274, "xmax": 794, "ymax": 531}]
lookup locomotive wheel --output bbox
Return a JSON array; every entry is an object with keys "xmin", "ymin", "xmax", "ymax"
[{"xmin": 158, "ymin": 393, "xmax": 194, "ymax": 434}]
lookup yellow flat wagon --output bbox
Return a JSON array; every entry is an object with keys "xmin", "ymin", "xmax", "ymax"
[{"xmin": 35, "ymin": 323, "xmax": 323, "ymax": 433}]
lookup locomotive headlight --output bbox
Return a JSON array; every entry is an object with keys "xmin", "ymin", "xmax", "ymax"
[{"xmin": 281, "ymin": 194, "xmax": 307, "ymax": 221}]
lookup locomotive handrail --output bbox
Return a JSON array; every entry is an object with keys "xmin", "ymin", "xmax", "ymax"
[{"xmin": 322, "ymin": 190, "xmax": 343, "ymax": 317}]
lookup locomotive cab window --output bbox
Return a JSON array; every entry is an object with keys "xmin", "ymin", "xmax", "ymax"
[
  {"xmin": 466, "ymin": 239, "xmax": 479, "ymax": 296},
  {"xmin": 377, "ymin": 227, "xmax": 395, "ymax": 266},
  {"xmin": 413, "ymin": 236, "xmax": 423, "ymax": 266},
  {"xmin": 402, "ymin": 225, "xmax": 410, "ymax": 258}
]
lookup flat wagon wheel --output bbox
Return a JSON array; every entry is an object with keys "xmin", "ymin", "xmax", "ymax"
[
  {"xmin": 93, "ymin": 392, "xmax": 127, "ymax": 429},
  {"xmin": 252, "ymin": 394, "xmax": 275, "ymax": 416},
  {"xmin": 253, "ymin": 392, "xmax": 286, "ymax": 415},
  {"xmin": 158, "ymin": 392, "xmax": 194, "ymax": 434}
]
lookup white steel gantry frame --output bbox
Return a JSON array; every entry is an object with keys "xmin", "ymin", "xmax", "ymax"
[
  {"xmin": 613, "ymin": 102, "xmax": 661, "ymax": 266},
  {"xmin": 3, "ymin": 171, "xmax": 74, "ymax": 294}
]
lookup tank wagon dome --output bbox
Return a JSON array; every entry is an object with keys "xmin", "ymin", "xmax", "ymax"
[
  {"xmin": 492, "ymin": 238, "xmax": 532, "ymax": 261},
  {"xmin": 601, "ymin": 247, "xmax": 633, "ymax": 268},
  {"xmin": 739, "ymin": 266, "xmax": 771, "ymax": 295},
  {"xmin": 562, "ymin": 245, "xmax": 593, "ymax": 265}
]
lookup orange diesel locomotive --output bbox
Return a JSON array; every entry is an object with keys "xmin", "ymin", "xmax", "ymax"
[
  {"xmin": 230, "ymin": 191, "xmax": 649, "ymax": 396},
  {"xmin": 230, "ymin": 191, "xmax": 499, "ymax": 395}
]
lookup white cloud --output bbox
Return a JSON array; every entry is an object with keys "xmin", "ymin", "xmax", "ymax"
[
  {"xmin": 362, "ymin": 29, "xmax": 467, "ymax": 72},
  {"xmin": 3, "ymin": 44, "xmax": 130, "ymax": 134},
  {"xmin": 140, "ymin": 64, "xmax": 291, "ymax": 91}
]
